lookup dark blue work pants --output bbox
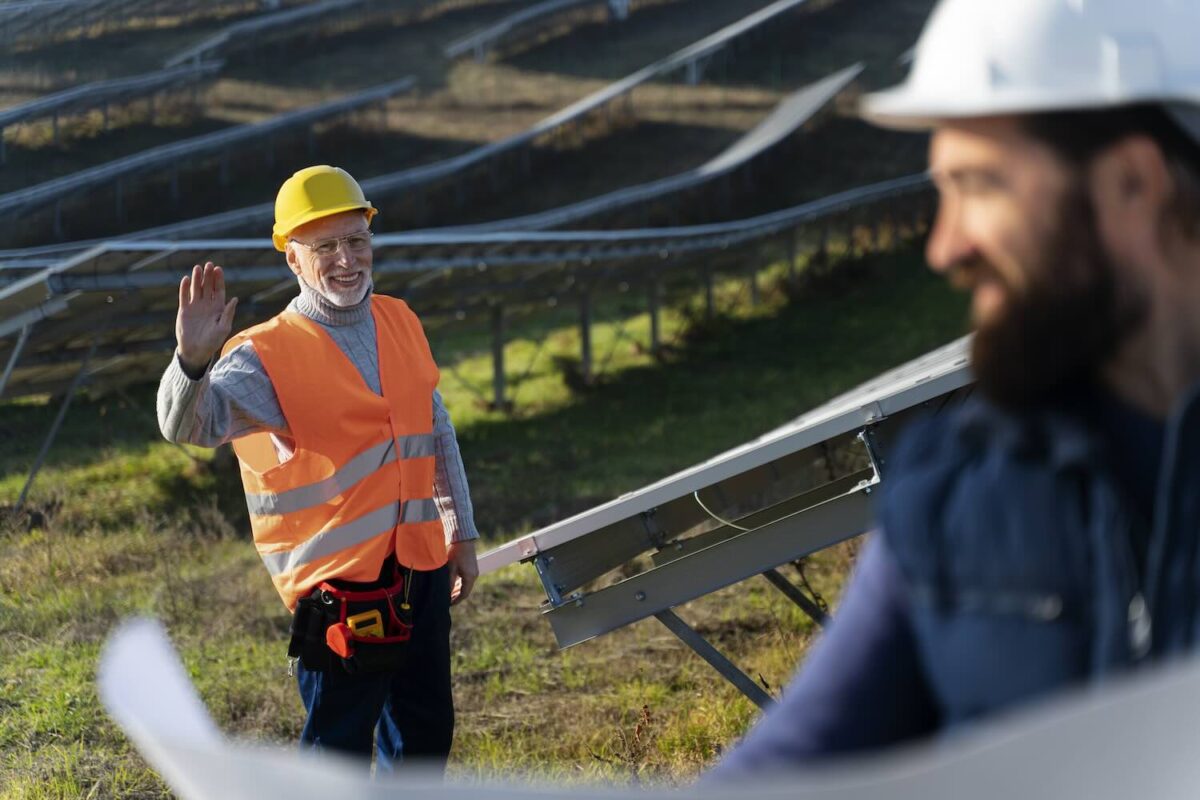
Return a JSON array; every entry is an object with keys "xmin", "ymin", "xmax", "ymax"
[{"xmin": 295, "ymin": 564, "xmax": 454, "ymax": 775}]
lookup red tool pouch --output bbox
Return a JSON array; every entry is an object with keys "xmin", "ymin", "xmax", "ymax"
[{"xmin": 289, "ymin": 571, "xmax": 414, "ymax": 674}]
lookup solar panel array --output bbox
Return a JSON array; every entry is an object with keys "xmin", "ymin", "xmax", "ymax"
[
  {"xmin": 0, "ymin": 61, "xmax": 223, "ymax": 162},
  {"xmin": 162, "ymin": 0, "xmax": 428, "ymax": 68},
  {"xmin": 0, "ymin": 76, "xmax": 416, "ymax": 231},
  {"xmin": 24, "ymin": 0, "xmax": 824, "ymax": 245},
  {"xmin": 0, "ymin": 0, "xmax": 289, "ymax": 48},
  {"xmin": 0, "ymin": 173, "xmax": 931, "ymax": 400},
  {"xmin": 443, "ymin": 63, "xmax": 864, "ymax": 233},
  {"xmin": 0, "ymin": 0, "xmax": 920, "ymax": 406},
  {"xmin": 444, "ymin": 0, "xmax": 619, "ymax": 61}
]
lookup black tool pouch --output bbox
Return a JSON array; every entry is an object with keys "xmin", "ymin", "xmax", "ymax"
[
  {"xmin": 288, "ymin": 573, "xmax": 414, "ymax": 674},
  {"xmin": 288, "ymin": 594, "xmax": 339, "ymax": 672}
]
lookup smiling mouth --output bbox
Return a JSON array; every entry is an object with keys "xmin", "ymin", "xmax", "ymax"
[{"xmin": 330, "ymin": 273, "xmax": 362, "ymax": 286}]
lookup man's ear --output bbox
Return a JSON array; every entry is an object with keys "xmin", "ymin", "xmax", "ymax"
[
  {"xmin": 284, "ymin": 243, "xmax": 302, "ymax": 277},
  {"xmin": 1088, "ymin": 135, "xmax": 1173, "ymax": 254}
]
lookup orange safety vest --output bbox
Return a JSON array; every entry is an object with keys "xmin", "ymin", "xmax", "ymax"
[{"xmin": 221, "ymin": 295, "xmax": 447, "ymax": 611}]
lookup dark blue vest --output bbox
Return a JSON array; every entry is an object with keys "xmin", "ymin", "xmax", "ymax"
[{"xmin": 878, "ymin": 384, "xmax": 1200, "ymax": 725}]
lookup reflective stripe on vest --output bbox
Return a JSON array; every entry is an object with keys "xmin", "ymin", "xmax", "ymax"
[
  {"xmin": 244, "ymin": 433, "xmax": 435, "ymax": 517},
  {"xmin": 259, "ymin": 498, "xmax": 440, "ymax": 577},
  {"xmin": 223, "ymin": 295, "xmax": 447, "ymax": 611}
]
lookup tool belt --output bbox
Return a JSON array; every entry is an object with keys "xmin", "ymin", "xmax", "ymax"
[{"xmin": 288, "ymin": 564, "xmax": 414, "ymax": 674}]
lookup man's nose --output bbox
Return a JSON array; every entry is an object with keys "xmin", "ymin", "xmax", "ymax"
[
  {"xmin": 925, "ymin": 199, "xmax": 974, "ymax": 275},
  {"xmin": 332, "ymin": 241, "xmax": 355, "ymax": 266}
]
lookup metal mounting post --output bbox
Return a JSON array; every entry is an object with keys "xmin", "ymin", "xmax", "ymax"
[
  {"xmin": 490, "ymin": 304, "xmax": 506, "ymax": 410},
  {"xmin": 15, "ymin": 343, "xmax": 96, "ymax": 513},
  {"xmin": 534, "ymin": 554, "xmax": 564, "ymax": 606},
  {"xmin": 579, "ymin": 289, "xmax": 593, "ymax": 385},
  {"xmin": 0, "ymin": 324, "xmax": 33, "ymax": 400},
  {"xmin": 704, "ymin": 267, "xmax": 715, "ymax": 320},
  {"xmin": 762, "ymin": 568, "xmax": 827, "ymax": 627},
  {"xmin": 647, "ymin": 280, "xmax": 660, "ymax": 356},
  {"xmin": 787, "ymin": 231, "xmax": 799, "ymax": 283},
  {"xmin": 654, "ymin": 609, "xmax": 772, "ymax": 709}
]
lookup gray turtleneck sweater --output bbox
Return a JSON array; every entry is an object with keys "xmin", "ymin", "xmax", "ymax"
[{"xmin": 156, "ymin": 282, "xmax": 478, "ymax": 543}]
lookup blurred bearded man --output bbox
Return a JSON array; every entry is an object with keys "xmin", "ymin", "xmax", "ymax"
[{"xmin": 708, "ymin": 0, "xmax": 1200, "ymax": 779}]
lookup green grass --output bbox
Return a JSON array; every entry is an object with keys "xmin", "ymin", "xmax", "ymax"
[{"xmin": 0, "ymin": 241, "xmax": 967, "ymax": 797}]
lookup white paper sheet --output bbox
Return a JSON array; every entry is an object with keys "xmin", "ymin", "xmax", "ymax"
[{"xmin": 99, "ymin": 617, "xmax": 1200, "ymax": 799}]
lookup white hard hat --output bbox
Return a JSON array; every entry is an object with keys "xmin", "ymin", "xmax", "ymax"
[{"xmin": 861, "ymin": 0, "xmax": 1200, "ymax": 141}]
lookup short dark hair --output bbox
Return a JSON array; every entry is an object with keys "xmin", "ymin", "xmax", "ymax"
[{"xmin": 1022, "ymin": 104, "xmax": 1200, "ymax": 238}]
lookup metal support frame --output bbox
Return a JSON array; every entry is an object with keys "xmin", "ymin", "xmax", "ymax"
[
  {"xmin": 647, "ymin": 279, "xmax": 660, "ymax": 356},
  {"xmin": 544, "ymin": 486, "xmax": 873, "ymax": 648},
  {"xmin": 762, "ymin": 567, "xmax": 827, "ymax": 626},
  {"xmin": 655, "ymin": 608, "xmax": 772, "ymax": 709},
  {"xmin": 0, "ymin": 323, "xmax": 33, "ymax": 400},
  {"xmin": 15, "ymin": 342, "xmax": 96, "ymax": 512},
  {"xmin": 490, "ymin": 304, "xmax": 506, "ymax": 410}
]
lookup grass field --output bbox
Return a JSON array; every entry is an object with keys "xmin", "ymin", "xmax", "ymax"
[{"xmin": 0, "ymin": 242, "xmax": 968, "ymax": 797}]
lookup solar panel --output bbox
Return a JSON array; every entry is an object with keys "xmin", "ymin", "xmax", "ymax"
[
  {"xmin": 445, "ymin": 0, "xmax": 611, "ymax": 61},
  {"xmin": 441, "ymin": 63, "xmax": 864, "ymax": 233},
  {"xmin": 477, "ymin": 336, "xmax": 972, "ymax": 704},
  {"xmin": 0, "ymin": 76, "xmax": 416, "ymax": 226}
]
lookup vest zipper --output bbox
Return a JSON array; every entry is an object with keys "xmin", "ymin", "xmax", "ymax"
[{"xmin": 1120, "ymin": 503, "xmax": 1153, "ymax": 661}]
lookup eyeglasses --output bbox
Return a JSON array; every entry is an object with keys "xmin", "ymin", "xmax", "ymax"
[{"xmin": 290, "ymin": 231, "xmax": 373, "ymax": 257}]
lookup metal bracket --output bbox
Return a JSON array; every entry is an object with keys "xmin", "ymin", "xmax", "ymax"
[
  {"xmin": 762, "ymin": 568, "xmax": 827, "ymax": 627},
  {"xmin": 655, "ymin": 609, "xmax": 772, "ymax": 709},
  {"xmin": 640, "ymin": 507, "xmax": 667, "ymax": 549},
  {"xmin": 534, "ymin": 554, "xmax": 565, "ymax": 607},
  {"xmin": 859, "ymin": 425, "xmax": 886, "ymax": 482},
  {"xmin": 15, "ymin": 342, "xmax": 96, "ymax": 512}
]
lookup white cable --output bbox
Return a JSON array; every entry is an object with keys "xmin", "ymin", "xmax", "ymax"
[{"xmin": 692, "ymin": 490, "xmax": 752, "ymax": 532}]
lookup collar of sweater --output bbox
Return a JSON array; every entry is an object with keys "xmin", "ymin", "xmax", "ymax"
[{"xmin": 292, "ymin": 277, "xmax": 374, "ymax": 327}]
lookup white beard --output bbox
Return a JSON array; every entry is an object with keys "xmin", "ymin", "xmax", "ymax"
[{"xmin": 301, "ymin": 272, "xmax": 371, "ymax": 307}]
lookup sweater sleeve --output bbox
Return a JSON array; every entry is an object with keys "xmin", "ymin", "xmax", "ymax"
[
  {"xmin": 703, "ymin": 537, "xmax": 940, "ymax": 781},
  {"xmin": 156, "ymin": 343, "xmax": 289, "ymax": 447},
  {"xmin": 432, "ymin": 389, "xmax": 480, "ymax": 543}
]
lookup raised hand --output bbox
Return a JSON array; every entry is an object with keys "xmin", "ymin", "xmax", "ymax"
[{"xmin": 175, "ymin": 262, "xmax": 238, "ymax": 376}]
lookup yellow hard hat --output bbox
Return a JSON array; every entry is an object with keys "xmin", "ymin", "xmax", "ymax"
[{"xmin": 272, "ymin": 165, "xmax": 378, "ymax": 251}]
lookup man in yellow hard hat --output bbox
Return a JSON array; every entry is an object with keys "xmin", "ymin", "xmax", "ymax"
[{"xmin": 157, "ymin": 165, "xmax": 479, "ymax": 774}]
